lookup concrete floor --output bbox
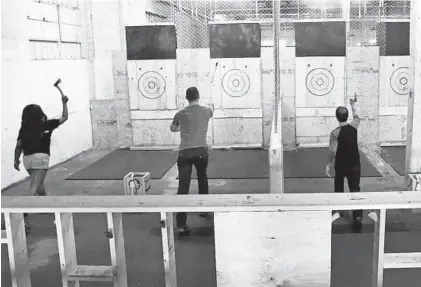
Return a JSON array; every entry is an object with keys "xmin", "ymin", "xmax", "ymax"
[{"xmin": 2, "ymin": 148, "xmax": 421, "ymax": 287}]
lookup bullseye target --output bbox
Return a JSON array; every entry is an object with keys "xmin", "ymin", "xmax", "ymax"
[
  {"xmin": 305, "ymin": 68, "xmax": 335, "ymax": 96},
  {"xmin": 137, "ymin": 71, "xmax": 166, "ymax": 99},
  {"xmin": 222, "ymin": 69, "xmax": 250, "ymax": 98},
  {"xmin": 390, "ymin": 67, "xmax": 410, "ymax": 95}
]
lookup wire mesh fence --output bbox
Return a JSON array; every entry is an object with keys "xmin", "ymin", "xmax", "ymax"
[{"xmin": 145, "ymin": 0, "xmax": 410, "ymax": 50}]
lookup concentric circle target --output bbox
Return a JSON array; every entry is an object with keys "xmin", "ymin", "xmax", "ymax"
[
  {"xmin": 305, "ymin": 68, "xmax": 335, "ymax": 96},
  {"xmin": 222, "ymin": 69, "xmax": 250, "ymax": 98},
  {"xmin": 390, "ymin": 67, "xmax": 410, "ymax": 95},
  {"xmin": 137, "ymin": 71, "xmax": 166, "ymax": 99}
]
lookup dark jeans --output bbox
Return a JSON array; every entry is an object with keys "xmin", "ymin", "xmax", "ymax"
[
  {"xmin": 334, "ymin": 165, "xmax": 363, "ymax": 220},
  {"xmin": 176, "ymin": 147, "xmax": 209, "ymax": 227}
]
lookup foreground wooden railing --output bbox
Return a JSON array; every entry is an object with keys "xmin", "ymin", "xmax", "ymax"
[{"xmin": 2, "ymin": 192, "xmax": 421, "ymax": 287}]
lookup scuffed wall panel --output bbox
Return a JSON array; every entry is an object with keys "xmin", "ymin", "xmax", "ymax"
[
  {"xmin": 296, "ymin": 117, "xmax": 338, "ymax": 138},
  {"xmin": 347, "ymin": 47, "xmax": 380, "ymax": 144},
  {"xmin": 215, "ymin": 211, "xmax": 331, "ymax": 286},
  {"xmin": 213, "ymin": 118, "xmax": 262, "ymax": 146},
  {"xmin": 90, "ymin": 100, "xmax": 118, "ymax": 148},
  {"xmin": 379, "ymin": 116, "xmax": 407, "ymax": 143},
  {"xmin": 115, "ymin": 99, "xmax": 133, "ymax": 147},
  {"xmin": 93, "ymin": 51, "xmax": 115, "ymax": 100},
  {"xmin": 176, "ymin": 49, "xmax": 212, "ymax": 105},
  {"xmin": 112, "ymin": 51, "xmax": 129, "ymax": 100},
  {"xmin": 131, "ymin": 119, "xmax": 180, "ymax": 147}
]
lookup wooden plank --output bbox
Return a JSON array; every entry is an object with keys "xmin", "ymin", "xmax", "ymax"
[
  {"xmin": 2, "ymin": 192, "xmax": 421, "ymax": 214},
  {"xmin": 60, "ymin": 24, "xmax": 82, "ymax": 42},
  {"xmin": 372, "ymin": 209, "xmax": 386, "ymax": 287},
  {"xmin": 4, "ymin": 213, "xmax": 31, "ymax": 287},
  {"xmin": 59, "ymin": 6, "xmax": 81, "ymax": 25},
  {"xmin": 269, "ymin": 135, "xmax": 283, "ymax": 193},
  {"xmin": 383, "ymin": 252, "xmax": 421, "ymax": 269},
  {"xmin": 130, "ymin": 110, "xmax": 177, "ymax": 120},
  {"xmin": 160, "ymin": 212, "xmax": 177, "ymax": 287},
  {"xmin": 213, "ymin": 109, "xmax": 262, "ymax": 119},
  {"xmin": 296, "ymin": 107, "xmax": 337, "ymax": 117},
  {"xmin": 55, "ymin": 212, "xmax": 79, "ymax": 287},
  {"xmin": 406, "ymin": 0, "xmax": 421, "ymax": 175},
  {"xmin": 28, "ymin": 20, "xmax": 60, "ymax": 41},
  {"xmin": 67, "ymin": 265, "xmax": 114, "ymax": 282},
  {"xmin": 214, "ymin": 211, "xmax": 331, "ymax": 286},
  {"xmin": 27, "ymin": 1, "xmax": 59, "ymax": 22},
  {"xmin": 1, "ymin": 230, "xmax": 8, "ymax": 244},
  {"xmin": 107, "ymin": 212, "xmax": 128, "ymax": 286},
  {"xmin": 378, "ymin": 107, "xmax": 408, "ymax": 116}
]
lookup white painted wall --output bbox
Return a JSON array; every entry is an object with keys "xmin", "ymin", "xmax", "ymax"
[{"xmin": 1, "ymin": 0, "xmax": 93, "ymax": 189}]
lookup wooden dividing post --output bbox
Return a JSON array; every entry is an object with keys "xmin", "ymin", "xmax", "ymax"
[
  {"xmin": 107, "ymin": 212, "xmax": 128, "ymax": 287},
  {"xmin": 4, "ymin": 213, "xmax": 31, "ymax": 287},
  {"xmin": 55, "ymin": 212, "xmax": 79, "ymax": 287},
  {"xmin": 372, "ymin": 209, "xmax": 386, "ymax": 287},
  {"xmin": 160, "ymin": 212, "xmax": 177, "ymax": 287}
]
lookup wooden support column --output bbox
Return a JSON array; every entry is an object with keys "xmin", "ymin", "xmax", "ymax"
[
  {"xmin": 371, "ymin": 209, "xmax": 386, "ymax": 287},
  {"xmin": 160, "ymin": 212, "xmax": 177, "ymax": 287},
  {"xmin": 4, "ymin": 213, "xmax": 31, "ymax": 287},
  {"xmin": 406, "ymin": 0, "xmax": 421, "ymax": 193},
  {"xmin": 55, "ymin": 212, "xmax": 79, "ymax": 287},
  {"xmin": 107, "ymin": 212, "xmax": 128, "ymax": 287},
  {"xmin": 269, "ymin": 0, "xmax": 284, "ymax": 194}
]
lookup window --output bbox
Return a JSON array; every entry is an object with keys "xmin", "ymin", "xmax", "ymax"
[{"xmin": 28, "ymin": 0, "xmax": 84, "ymax": 60}]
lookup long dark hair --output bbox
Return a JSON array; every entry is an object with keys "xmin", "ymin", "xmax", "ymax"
[{"xmin": 19, "ymin": 104, "xmax": 47, "ymax": 151}]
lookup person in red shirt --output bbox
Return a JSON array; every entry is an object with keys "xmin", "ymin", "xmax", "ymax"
[{"xmin": 14, "ymin": 92, "xmax": 69, "ymax": 234}]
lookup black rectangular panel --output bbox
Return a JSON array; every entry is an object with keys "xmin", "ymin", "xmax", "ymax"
[
  {"xmin": 385, "ymin": 22, "xmax": 410, "ymax": 56},
  {"xmin": 295, "ymin": 22, "xmax": 346, "ymax": 57},
  {"xmin": 125, "ymin": 25, "xmax": 177, "ymax": 60},
  {"xmin": 209, "ymin": 23, "xmax": 261, "ymax": 58}
]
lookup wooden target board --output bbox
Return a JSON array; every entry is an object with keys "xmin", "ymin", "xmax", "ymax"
[
  {"xmin": 211, "ymin": 58, "xmax": 261, "ymax": 109},
  {"xmin": 127, "ymin": 60, "xmax": 176, "ymax": 111}
]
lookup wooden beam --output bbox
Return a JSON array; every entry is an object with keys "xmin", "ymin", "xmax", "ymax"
[
  {"xmin": 372, "ymin": 209, "xmax": 386, "ymax": 287},
  {"xmin": 55, "ymin": 212, "xmax": 79, "ymax": 287},
  {"xmin": 160, "ymin": 212, "xmax": 177, "ymax": 287},
  {"xmin": 107, "ymin": 212, "xmax": 128, "ymax": 287},
  {"xmin": 4, "ymin": 213, "xmax": 31, "ymax": 287},
  {"xmin": 67, "ymin": 265, "xmax": 114, "ymax": 282},
  {"xmin": 2, "ymin": 192, "xmax": 421, "ymax": 214},
  {"xmin": 383, "ymin": 252, "xmax": 421, "ymax": 269},
  {"xmin": 405, "ymin": 0, "xmax": 421, "ymax": 177}
]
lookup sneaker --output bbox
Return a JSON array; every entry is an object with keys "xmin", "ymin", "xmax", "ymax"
[
  {"xmin": 353, "ymin": 217, "xmax": 363, "ymax": 232},
  {"xmin": 332, "ymin": 212, "xmax": 340, "ymax": 222},
  {"xmin": 25, "ymin": 223, "xmax": 31, "ymax": 236},
  {"xmin": 177, "ymin": 226, "xmax": 191, "ymax": 236}
]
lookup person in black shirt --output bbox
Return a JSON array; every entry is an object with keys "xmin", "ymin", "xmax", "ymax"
[
  {"xmin": 14, "ymin": 93, "xmax": 69, "ymax": 233},
  {"xmin": 326, "ymin": 98, "xmax": 363, "ymax": 232}
]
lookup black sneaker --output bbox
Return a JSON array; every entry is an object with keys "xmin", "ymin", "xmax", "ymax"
[
  {"xmin": 177, "ymin": 226, "xmax": 191, "ymax": 236},
  {"xmin": 199, "ymin": 213, "xmax": 212, "ymax": 218},
  {"xmin": 353, "ymin": 217, "xmax": 363, "ymax": 232}
]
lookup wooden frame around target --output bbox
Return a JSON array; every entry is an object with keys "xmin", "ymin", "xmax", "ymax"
[
  {"xmin": 137, "ymin": 71, "xmax": 166, "ymax": 99},
  {"xmin": 222, "ymin": 69, "xmax": 251, "ymax": 98},
  {"xmin": 305, "ymin": 68, "xmax": 335, "ymax": 97},
  {"xmin": 390, "ymin": 67, "xmax": 410, "ymax": 95}
]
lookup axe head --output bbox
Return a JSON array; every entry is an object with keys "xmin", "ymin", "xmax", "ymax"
[{"xmin": 54, "ymin": 78, "xmax": 61, "ymax": 87}]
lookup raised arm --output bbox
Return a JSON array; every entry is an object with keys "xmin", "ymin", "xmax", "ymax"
[
  {"xmin": 55, "ymin": 85, "xmax": 69, "ymax": 125},
  {"xmin": 349, "ymin": 98, "xmax": 360, "ymax": 129}
]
